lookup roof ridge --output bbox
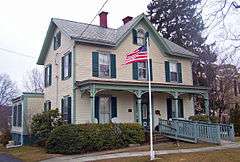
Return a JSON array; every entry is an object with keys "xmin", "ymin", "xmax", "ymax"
[{"xmin": 52, "ymin": 17, "xmax": 117, "ymax": 30}]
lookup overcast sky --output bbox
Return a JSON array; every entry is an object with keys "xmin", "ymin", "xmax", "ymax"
[{"xmin": 0, "ymin": 0, "xmax": 150, "ymax": 91}]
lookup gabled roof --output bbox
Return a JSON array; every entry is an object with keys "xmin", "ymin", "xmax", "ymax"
[{"xmin": 37, "ymin": 13, "xmax": 198, "ymax": 65}]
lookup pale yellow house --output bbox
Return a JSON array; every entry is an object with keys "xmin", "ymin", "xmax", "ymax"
[{"xmin": 37, "ymin": 12, "xmax": 209, "ymax": 129}]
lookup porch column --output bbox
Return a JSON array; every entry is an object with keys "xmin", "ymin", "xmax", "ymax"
[
  {"xmin": 90, "ymin": 96, "xmax": 95, "ymax": 123},
  {"xmin": 203, "ymin": 93, "xmax": 209, "ymax": 116},
  {"xmin": 174, "ymin": 92, "xmax": 179, "ymax": 118},
  {"xmin": 90, "ymin": 86, "xmax": 96, "ymax": 123},
  {"xmin": 137, "ymin": 97, "xmax": 142, "ymax": 124}
]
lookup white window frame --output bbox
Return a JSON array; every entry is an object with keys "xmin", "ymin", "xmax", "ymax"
[
  {"xmin": 99, "ymin": 96, "xmax": 111, "ymax": 124},
  {"xmin": 62, "ymin": 96, "xmax": 70, "ymax": 122},
  {"xmin": 136, "ymin": 28, "xmax": 145, "ymax": 46},
  {"xmin": 62, "ymin": 53, "xmax": 71, "ymax": 80},
  {"xmin": 98, "ymin": 53, "xmax": 111, "ymax": 78},
  {"xmin": 45, "ymin": 65, "xmax": 51, "ymax": 87},
  {"xmin": 138, "ymin": 61, "xmax": 147, "ymax": 80},
  {"xmin": 169, "ymin": 62, "xmax": 178, "ymax": 82}
]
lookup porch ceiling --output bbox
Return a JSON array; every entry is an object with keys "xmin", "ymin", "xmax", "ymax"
[{"xmin": 76, "ymin": 80, "xmax": 209, "ymax": 98}]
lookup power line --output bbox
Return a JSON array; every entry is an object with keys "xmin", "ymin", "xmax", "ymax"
[
  {"xmin": 79, "ymin": 0, "xmax": 109, "ymax": 38},
  {"xmin": 0, "ymin": 47, "xmax": 35, "ymax": 59}
]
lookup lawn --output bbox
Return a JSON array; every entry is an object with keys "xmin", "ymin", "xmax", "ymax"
[
  {"xmin": 96, "ymin": 148, "xmax": 240, "ymax": 162},
  {"xmin": 0, "ymin": 145, "xmax": 60, "ymax": 162}
]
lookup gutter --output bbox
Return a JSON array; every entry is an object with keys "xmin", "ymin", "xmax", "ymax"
[{"xmin": 72, "ymin": 41, "xmax": 76, "ymax": 124}]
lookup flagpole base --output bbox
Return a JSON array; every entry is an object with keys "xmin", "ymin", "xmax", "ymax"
[{"xmin": 150, "ymin": 150, "xmax": 155, "ymax": 160}]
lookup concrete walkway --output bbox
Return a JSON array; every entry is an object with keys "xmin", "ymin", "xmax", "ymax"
[{"xmin": 42, "ymin": 143, "xmax": 240, "ymax": 162}]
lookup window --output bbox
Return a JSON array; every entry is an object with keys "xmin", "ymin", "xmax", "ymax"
[
  {"xmin": 99, "ymin": 54, "xmax": 111, "ymax": 77},
  {"xmin": 44, "ymin": 64, "xmax": 52, "ymax": 87},
  {"xmin": 170, "ymin": 62, "xmax": 178, "ymax": 82},
  {"xmin": 142, "ymin": 104, "xmax": 148, "ymax": 119},
  {"xmin": 13, "ymin": 106, "xmax": 17, "ymax": 126},
  {"xmin": 137, "ymin": 29, "xmax": 145, "ymax": 46},
  {"xmin": 17, "ymin": 104, "xmax": 22, "ymax": 127},
  {"xmin": 12, "ymin": 104, "xmax": 22, "ymax": 127},
  {"xmin": 44, "ymin": 100, "xmax": 51, "ymax": 112},
  {"xmin": 62, "ymin": 52, "xmax": 71, "ymax": 80},
  {"xmin": 99, "ymin": 97, "xmax": 111, "ymax": 123},
  {"xmin": 61, "ymin": 96, "xmax": 71, "ymax": 123},
  {"xmin": 138, "ymin": 61, "xmax": 147, "ymax": 80},
  {"xmin": 54, "ymin": 31, "xmax": 61, "ymax": 50}
]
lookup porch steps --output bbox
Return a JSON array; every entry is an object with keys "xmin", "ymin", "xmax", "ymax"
[{"xmin": 153, "ymin": 132, "xmax": 170, "ymax": 143}]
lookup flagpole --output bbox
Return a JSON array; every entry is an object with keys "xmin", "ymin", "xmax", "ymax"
[{"xmin": 146, "ymin": 35, "xmax": 154, "ymax": 160}]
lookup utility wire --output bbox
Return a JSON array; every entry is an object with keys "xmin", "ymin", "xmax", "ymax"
[
  {"xmin": 79, "ymin": 0, "xmax": 109, "ymax": 38},
  {"xmin": 0, "ymin": 47, "xmax": 35, "ymax": 59}
]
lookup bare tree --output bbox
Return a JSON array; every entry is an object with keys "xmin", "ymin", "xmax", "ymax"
[
  {"xmin": 0, "ymin": 74, "xmax": 18, "ymax": 106},
  {"xmin": 23, "ymin": 68, "xmax": 44, "ymax": 93},
  {"xmin": 209, "ymin": 54, "xmax": 240, "ymax": 122}
]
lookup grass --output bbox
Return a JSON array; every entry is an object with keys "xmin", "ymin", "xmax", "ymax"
[
  {"xmin": 96, "ymin": 148, "xmax": 240, "ymax": 162},
  {"xmin": 0, "ymin": 145, "xmax": 60, "ymax": 162}
]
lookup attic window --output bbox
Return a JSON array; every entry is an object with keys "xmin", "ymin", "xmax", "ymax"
[
  {"xmin": 54, "ymin": 31, "xmax": 61, "ymax": 50},
  {"xmin": 136, "ymin": 29, "xmax": 145, "ymax": 46}
]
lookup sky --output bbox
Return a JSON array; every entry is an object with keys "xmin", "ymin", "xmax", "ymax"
[{"xmin": 0, "ymin": 0, "xmax": 151, "ymax": 91}]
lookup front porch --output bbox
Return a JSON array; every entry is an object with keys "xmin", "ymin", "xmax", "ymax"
[{"xmin": 75, "ymin": 80, "xmax": 209, "ymax": 128}]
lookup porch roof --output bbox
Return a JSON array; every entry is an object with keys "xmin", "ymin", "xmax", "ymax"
[{"xmin": 76, "ymin": 80, "xmax": 209, "ymax": 98}]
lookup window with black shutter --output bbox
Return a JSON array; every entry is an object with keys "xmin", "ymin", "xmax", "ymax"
[
  {"xmin": 44, "ymin": 64, "xmax": 52, "ymax": 87},
  {"xmin": 61, "ymin": 96, "xmax": 71, "ymax": 123},
  {"xmin": 62, "ymin": 52, "xmax": 72, "ymax": 80},
  {"xmin": 54, "ymin": 31, "xmax": 61, "ymax": 50}
]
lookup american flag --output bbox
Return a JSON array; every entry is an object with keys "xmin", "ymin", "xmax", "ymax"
[{"xmin": 124, "ymin": 45, "xmax": 148, "ymax": 65}]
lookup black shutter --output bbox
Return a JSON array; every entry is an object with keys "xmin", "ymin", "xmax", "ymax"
[
  {"xmin": 48, "ymin": 101, "xmax": 51, "ymax": 110},
  {"xmin": 44, "ymin": 102, "xmax": 47, "ymax": 112},
  {"xmin": 13, "ymin": 106, "xmax": 17, "ymax": 126},
  {"xmin": 177, "ymin": 63, "xmax": 182, "ymax": 83},
  {"xmin": 165, "ymin": 61, "xmax": 170, "ymax": 82},
  {"xmin": 44, "ymin": 67, "xmax": 47, "ymax": 87},
  {"xmin": 110, "ymin": 54, "xmax": 116, "ymax": 78},
  {"xmin": 167, "ymin": 98, "xmax": 172, "ymax": 119},
  {"xmin": 111, "ymin": 97, "xmax": 117, "ymax": 118},
  {"xmin": 49, "ymin": 65, "xmax": 52, "ymax": 86},
  {"xmin": 148, "ymin": 59, "xmax": 153, "ymax": 81},
  {"xmin": 178, "ymin": 99, "xmax": 184, "ymax": 118},
  {"xmin": 132, "ymin": 62, "xmax": 138, "ymax": 80},
  {"xmin": 57, "ymin": 32, "xmax": 61, "ymax": 48},
  {"xmin": 67, "ymin": 97, "xmax": 72, "ymax": 124},
  {"xmin": 61, "ymin": 98, "xmax": 64, "ymax": 118},
  {"xmin": 68, "ymin": 52, "xmax": 72, "ymax": 78},
  {"xmin": 92, "ymin": 52, "xmax": 99, "ymax": 77},
  {"xmin": 53, "ymin": 36, "xmax": 56, "ymax": 50},
  {"xmin": 17, "ymin": 105, "xmax": 22, "ymax": 127},
  {"xmin": 132, "ymin": 29, "xmax": 137, "ymax": 44},
  {"xmin": 61, "ymin": 57, "xmax": 64, "ymax": 80},
  {"xmin": 94, "ymin": 96, "xmax": 99, "ymax": 122}
]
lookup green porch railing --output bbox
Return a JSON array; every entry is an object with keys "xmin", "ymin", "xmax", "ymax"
[{"xmin": 159, "ymin": 118, "xmax": 235, "ymax": 144}]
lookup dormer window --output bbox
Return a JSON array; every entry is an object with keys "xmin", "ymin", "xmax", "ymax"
[
  {"xmin": 132, "ymin": 28, "xmax": 146, "ymax": 46},
  {"xmin": 136, "ymin": 29, "xmax": 145, "ymax": 46},
  {"xmin": 54, "ymin": 31, "xmax": 61, "ymax": 50}
]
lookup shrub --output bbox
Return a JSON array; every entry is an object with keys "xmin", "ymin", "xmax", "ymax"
[
  {"xmin": 189, "ymin": 114, "xmax": 219, "ymax": 123},
  {"xmin": 46, "ymin": 123, "xmax": 144, "ymax": 154},
  {"xmin": 31, "ymin": 109, "xmax": 65, "ymax": 146},
  {"xmin": 230, "ymin": 107, "xmax": 240, "ymax": 136},
  {"xmin": 0, "ymin": 129, "xmax": 11, "ymax": 146}
]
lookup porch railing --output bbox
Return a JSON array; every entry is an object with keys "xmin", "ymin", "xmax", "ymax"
[{"xmin": 159, "ymin": 118, "xmax": 235, "ymax": 144}]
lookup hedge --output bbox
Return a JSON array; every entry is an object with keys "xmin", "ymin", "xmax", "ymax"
[
  {"xmin": 189, "ymin": 114, "xmax": 219, "ymax": 123},
  {"xmin": 46, "ymin": 123, "xmax": 144, "ymax": 154}
]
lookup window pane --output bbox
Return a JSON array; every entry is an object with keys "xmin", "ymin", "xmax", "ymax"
[
  {"xmin": 137, "ymin": 29, "xmax": 145, "ymax": 46},
  {"xmin": 99, "ymin": 97, "xmax": 110, "ymax": 123},
  {"xmin": 99, "ymin": 54, "xmax": 110, "ymax": 77},
  {"xmin": 64, "ymin": 55, "xmax": 69, "ymax": 78},
  {"xmin": 170, "ymin": 62, "xmax": 177, "ymax": 72},
  {"xmin": 171, "ymin": 72, "xmax": 178, "ymax": 82},
  {"xmin": 138, "ymin": 62, "xmax": 147, "ymax": 79}
]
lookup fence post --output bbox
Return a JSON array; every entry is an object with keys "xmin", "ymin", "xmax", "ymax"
[
  {"xmin": 230, "ymin": 124, "xmax": 235, "ymax": 142},
  {"xmin": 194, "ymin": 122, "xmax": 198, "ymax": 143}
]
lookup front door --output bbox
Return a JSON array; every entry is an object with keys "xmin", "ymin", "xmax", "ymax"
[
  {"xmin": 142, "ymin": 103, "xmax": 149, "ymax": 128},
  {"xmin": 99, "ymin": 97, "xmax": 111, "ymax": 123}
]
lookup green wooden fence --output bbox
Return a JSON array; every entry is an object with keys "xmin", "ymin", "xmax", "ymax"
[{"xmin": 159, "ymin": 118, "xmax": 235, "ymax": 144}]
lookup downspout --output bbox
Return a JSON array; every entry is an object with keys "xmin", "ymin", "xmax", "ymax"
[{"xmin": 72, "ymin": 41, "xmax": 76, "ymax": 124}]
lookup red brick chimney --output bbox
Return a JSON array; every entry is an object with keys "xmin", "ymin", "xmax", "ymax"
[
  {"xmin": 122, "ymin": 16, "xmax": 133, "ymax": 25},
  {"xmin": 99, "ymin": 11, "xmax": 108, "ymax": 28}
]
